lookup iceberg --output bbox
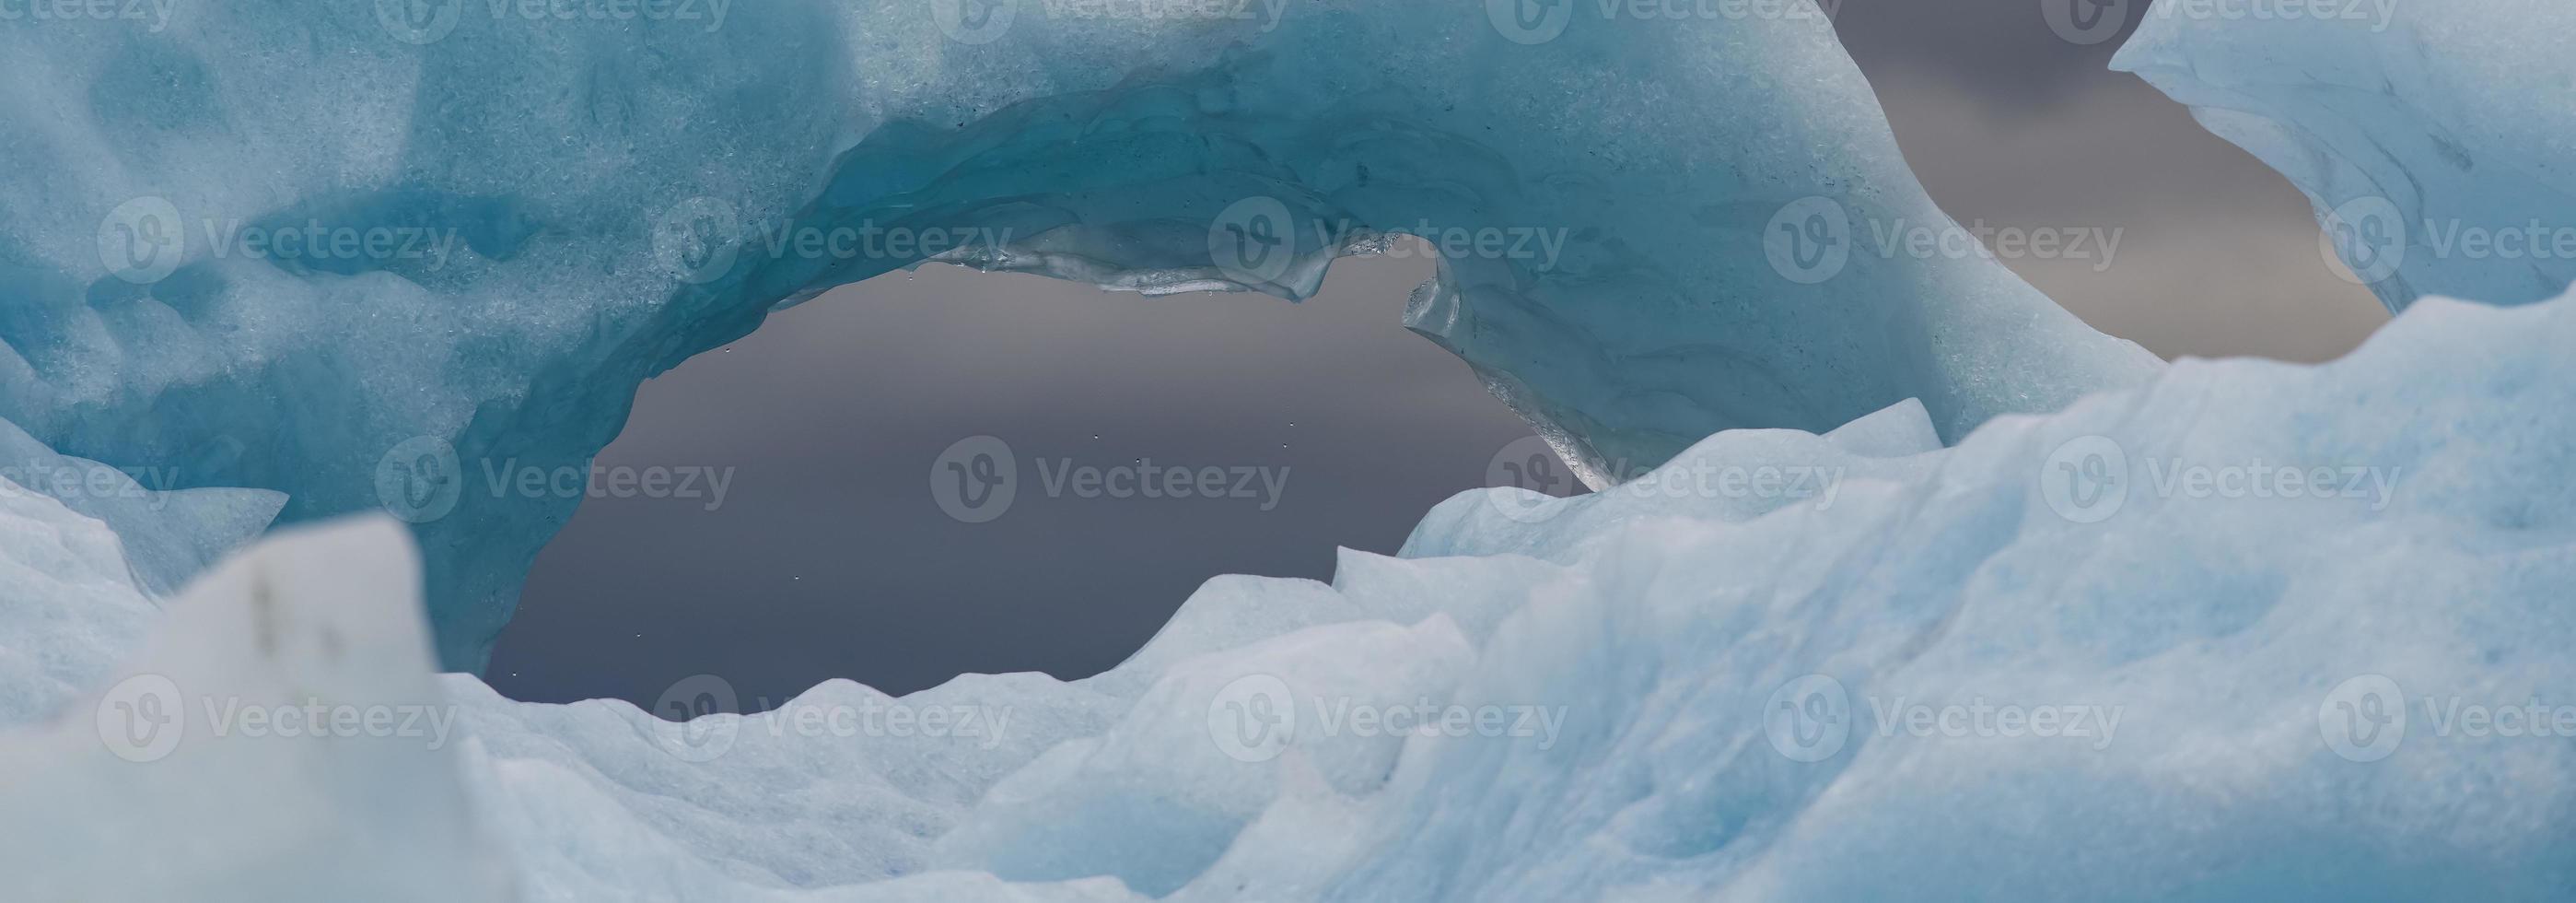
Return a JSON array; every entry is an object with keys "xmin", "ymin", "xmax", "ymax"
[
  {"xmin": 2116, "ymin": 1, "xmax": 2576, "ymax": 311},
  {"xmin": 4, "ymin": 286, "xmax": 2573, "ymax": 900},
  {"xmin": 0, "ymin": 0, "xmax": 2155, "ymax": 668}
]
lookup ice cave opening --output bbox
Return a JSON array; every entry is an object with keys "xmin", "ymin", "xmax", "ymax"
[{"xmin": 488, "ymin": 249, "xmax": 1550, "ymax": 710}]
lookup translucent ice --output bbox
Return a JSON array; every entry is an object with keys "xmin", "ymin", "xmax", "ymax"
[
  {"xmin": 2116, "ymin": 2, "xmax": 2576, "ymax": 311},
  {"xmin": 0, "ymin": 517, "xmax": 511, "ymax": 902},
  {"xmin": 0, "ymin": 0, "xmax": 2155, "ymax": 667},
  {"xmin": 9, "ymin": 287, "xmax": 2570, "ymax": 900}
]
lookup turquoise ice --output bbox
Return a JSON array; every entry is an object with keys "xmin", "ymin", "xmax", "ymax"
[{"xmin": 0, "ymin": 0, "xmax": 2153, "ymax": 668}]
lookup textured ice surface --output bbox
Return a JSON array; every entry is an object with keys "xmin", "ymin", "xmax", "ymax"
[
  {"xmin": 2116, "ymin": 2, "xmax": 2576, "ymax": 311},
  {"xmin": 0, "ymin": 418, "xmax": 279, "ymax": 726},
  {"xmin": 0, "ymin": 517, "xmax": 512, "ymax": 902},
  {"xmin": 7, "ymin": 288, "xmax": 2572, "ymax": 900},
  {"xmin": 0, "ymin": 0, "xmax": 2157, "ymax": 668}
]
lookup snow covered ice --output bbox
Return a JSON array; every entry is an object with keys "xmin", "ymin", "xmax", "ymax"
[
  {"xmin": 3, "ymin": 0, "xmax": 2576, "ymax": 900},
  {"xmin": 8, "ymin": 286, "xmax": 2576, "ymax": 900},
  {"xmin": 2117, "ymin": 0, "xmax": 2576, "ymax": 312}
]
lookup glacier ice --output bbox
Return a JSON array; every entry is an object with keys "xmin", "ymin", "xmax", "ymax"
[
  {"xmin": 0, "ymin": 0, "xmax": 2157, "ymax": 668},
  {"xmin": 6, "ymin": 286, "xmax": 2576, "ymax": 900},
  {"xmin": 7, "ymin": 1, "xmax": 2576, "ymax": 899},
  {"xmin": 2116, "ymin": 1, "xmax": 2576, "ymax": 311},
  {"xmin": 0, "ymin": 517, "xmax": 510, "ymax": 902}
]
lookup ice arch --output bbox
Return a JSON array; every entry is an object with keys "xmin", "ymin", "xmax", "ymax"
[{"xmin": 0, "ymin": 1, "xmax": 2156, "ymax": 669}]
